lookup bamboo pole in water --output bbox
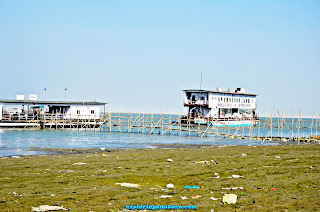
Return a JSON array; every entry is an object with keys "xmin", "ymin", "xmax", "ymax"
[
  {"xmin": 258, "ymin": 117, "xmax": 260, "ymax": 138},
  {"xmin": 143, "ymin": 113, "xmax": 146, "ymax": 134},
  {"xmin": 278, "ymin": 108, "xmax": 280, "ymax": 137},
  {"xmin": 169, "ymin": 115, "xmax": 171, "ymax": 135},
  {"xmin": 197, "ymin": 116, "xmax": 200, "ymax": 137},
  {"xmin": 242, "ymin": 116, "xmax": 245, "ymax": 138},
  {"xmin": 109, "ymin": 112, "xmax": 112, "ymax": 132},
  {"xmin": 298, "ymin": 110, "xmax": 301, "ymax": 139},
  {"xmin": 310, "ymin": 113, "xmax": 314, "ymax": 136},
  {"xmin": 291, "ymin": 110, "xmax": 294, "ymax": 138},
  {"xmin": 270, "ymin": 108, "xmax": 273, "ymax": 139},
  {"xmin": 118, "ymin": 112, "xmax": 121, "ymax": 132},
  {"xmin": 281, "ymin": 111, "xmax": 284, "ymax": 139},
  {"xmin": 151, "ymin": 113, "xmax": 153, "ymax": 134},
  {"xmin": 316, "ymin": 114, "xmax": 319, "ymax": 136}
]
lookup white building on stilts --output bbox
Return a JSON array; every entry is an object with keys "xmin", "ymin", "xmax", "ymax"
[{"xmin": 183, "ymin": 87, "xmax": 258, "ymax": 126}]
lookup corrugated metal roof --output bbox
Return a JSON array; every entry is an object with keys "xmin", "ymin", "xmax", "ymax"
[
  {"xmin": 0, "ymin": 100, "xmax": 107, "ymax": 105},
  {"xmin": 182, "ymin": 89, "xmax": 257, "ymax": 96}
]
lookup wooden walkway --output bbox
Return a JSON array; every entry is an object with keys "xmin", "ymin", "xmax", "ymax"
[{"xmin": 103, "ymin": 112, "xmax": 320, "ymax": 143}]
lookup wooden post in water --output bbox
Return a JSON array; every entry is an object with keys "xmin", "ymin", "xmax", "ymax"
[
  {"xmin": 315, "ymin": 115, "xmax": 318, "ymax": 136},
  {"xmin": 270, "ymin": 108, "xmax": 273, "ymax": 139},
  {"xmin": 109, "ymin": 112, "xmax": 112, "ymax": 132},
  {"xmin": 258, "ymin": 117, "xmax": 260, "ymax": 138},
  {"xmin": 161, "ymin": 115, "xmax": 163, "ymax": 135},
  {"xmin": 281, "ymin": 111, "xmax": 284, "ymax": 139},
  {"xmin": 151, "ymin": 113, "xmax": 153, "ymax": 134},
  {"xmin": 143, "ymin": 113, "xmax": 145, "ymax": 134},
  {"xmin": 118, "ymin": 112, "xmax": 121, "ymax": 132},
  {"xmin": 310, "ymin": 113, "xmax": 314, "ymax": 136},
  {"xmin": 297, "ymin": 110, "xmax": 301, "ymax": 139},
  {"xmin": 277, "ymin": 109, "xmax": 280, "ymax": 137},
  {"xmin": 56, "ymin": 110, "xmax": 58, "ymax": 130},
  {"xmin": 77, "ymin": 112, "xmax": 79, "ymax": 130},
  {"xmin": 242, "ymin": 116, "xmax": 245, "ymax": 138},
  {"xmin": 291, "ymin": 110, "xmax": 294, "ymax": 138},
  {"xmin": 187, "ymin": 115, "xmax": 190, "ymax": 137},
  {"xmin": 137, "ymin": 113, "xmax": 140, "ymax": 133},
  {"xmin": 197, "ymin": 116, "xmax": 200, "ymax": 137},
  {"xmin": 169, "ymin": 115, "xmax": 172, "ymax": 135},
  {"xmin": 179, "ymin": 114, "xmax": 182, "ymax": 136}
]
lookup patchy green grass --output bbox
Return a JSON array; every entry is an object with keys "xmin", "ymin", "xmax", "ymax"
[{"xmin": 0, "ymin": 144, "xmax": 319, "ymax": 211}]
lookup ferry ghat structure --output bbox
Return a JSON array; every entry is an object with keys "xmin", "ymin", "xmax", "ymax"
[
  {"xmin": 0, "ymin": 91, "xmax": 319, "ymax": 143},
  {"xmin": 0, "ymin": 99, "xmax": 107, "ymax": 129},
  {"xmin": 183, "ymin": 87, "xmax": 259, "ymax": 126}
]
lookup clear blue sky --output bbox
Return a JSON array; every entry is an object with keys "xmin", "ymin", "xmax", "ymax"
[{"xmin": 0, "ymin": 0, "xmax": 319, "ymax": 116}]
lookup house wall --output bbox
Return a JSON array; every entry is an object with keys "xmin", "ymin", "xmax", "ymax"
[
  {"xmin": 66, "ymin": 105, "xmax": 101, "ymax": 119},
  {"xmin": 207, "ymin": 93, "xmax": 256, "ymax": 118},
  {"xmin": 184, "ymin": 91, "xmax": 257, "ymax": 118},
  {"xmin": 208, "ymin": 93, "xmax": 256, "ymax": 110}
]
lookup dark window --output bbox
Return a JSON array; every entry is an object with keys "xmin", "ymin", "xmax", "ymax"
[
  {"xmin": 91, "ymin": 110, "xmax": 94, "ymax": 114},
  {"xmin": 77, "ymin": 110, "xmax": 80, "ymax": 114}
]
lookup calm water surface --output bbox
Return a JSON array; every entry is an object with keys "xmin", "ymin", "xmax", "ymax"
[{"xmin": 0, "ymin": 128, "xmax": 278, "ymax": 157}]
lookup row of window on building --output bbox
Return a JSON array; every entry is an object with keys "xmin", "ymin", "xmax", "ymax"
[
  {"xmin": 212, "ymin": 96, "xmax": 254, "ymax": 104},
  {"xmin": 76, "ymin": 110, "xmax": 95, "ymax": 115}
]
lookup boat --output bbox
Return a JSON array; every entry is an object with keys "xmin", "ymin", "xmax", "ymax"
[{"xmin": 182, "ymin": 87, "xmax": 259, "ymax": 127}]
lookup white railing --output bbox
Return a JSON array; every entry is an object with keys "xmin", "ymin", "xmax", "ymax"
[{"xmin": 183, "ymin": 99, "xmax": 207, "ymax": 106}]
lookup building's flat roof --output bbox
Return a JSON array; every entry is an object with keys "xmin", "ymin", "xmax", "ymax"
[
  {"xmin": 183, "ymin": 89, "xmax": 257, "ymax": 96},
  {"xmin": 0, "ymin": 100, "xmax": 107, "ymax": 105}
]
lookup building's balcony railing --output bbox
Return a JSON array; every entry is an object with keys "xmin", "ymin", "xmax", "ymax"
[
  {"xmin": 183, "ymin": 99, "xmax": 208, "ymax": 106},
  {"xmin": 1, "ymin": 112, "xmax": 105, "ymax": 122}
]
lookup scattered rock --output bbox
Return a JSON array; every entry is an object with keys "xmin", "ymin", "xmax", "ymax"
[
  {"xmin": 227, "ymin": 174, "xmax": 243, "ymax": 179},
  {"xmin": 221, "ymin": 186, "xmax": 243, "ymax": 190},
  {"xmin": 222, "ymin": 194, "xmax": 237, "ymax": 204},
  {"xmin": 59, "ymin": 170, "xmax": 73, "ymax": 173},
  {"xmin": 166, "ymin": 183, "xmax": 175, "ymax": 189},
  {"xmin": 193, "ymin": 160, "xmax": 217, "ymax": 165},
  {"xmin": 31, "ymin": 205, "xmax": 70, "ymax": 211},
  {"xmin": 191, "ymin": 195, "xmax": 201, "ymax": 199},
  {"xmin": 158, "ymin": 195, "xmax": 172, "ymax": 199},
  {"xmin": 72, "ymin": 162, "xmax": 86, "ymax": 165},
  {"xmin": 115, "ymin": 183, "xmax": 140, "ymax": 188},
  {"xmin": 166, "ymin": 158, "xmax": 173, "ymax": 162}
]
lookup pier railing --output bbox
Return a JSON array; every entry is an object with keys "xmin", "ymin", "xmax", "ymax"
[
  {"xmin": 103, "ymin": 112, "xmax": 320, "ymax": 143},
  {"xmin": 0, "ymin": 112, "xmax": 106, "ymax": 130},
  {"xmin": 1, "ymin": 111, "xmax": 319, "ymax": 142}
]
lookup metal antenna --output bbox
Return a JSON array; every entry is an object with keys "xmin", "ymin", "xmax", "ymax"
[
  {"xmin": 200, "ymin": 73, "xmax": 203, "ymax": 90},
  {"xmin": 199, "ymin": 73, "xmax": 203, "ymax": 117}
]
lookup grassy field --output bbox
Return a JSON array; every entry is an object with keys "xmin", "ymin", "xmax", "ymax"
[{"xmin": 0, "ymin": 144, "xmax": 319, "ymax": 211}]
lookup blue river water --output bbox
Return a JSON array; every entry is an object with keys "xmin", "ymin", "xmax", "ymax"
[
  {"xmin": 1, "ymin": 116, "xmax": 318, "ymax": 157},
  {"xmin": 0, "ymin": 128, "xmax": 278, "ymax": 157}
]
